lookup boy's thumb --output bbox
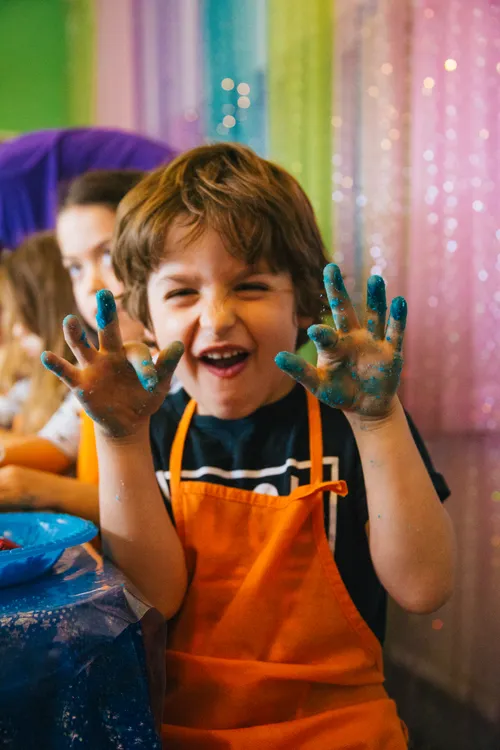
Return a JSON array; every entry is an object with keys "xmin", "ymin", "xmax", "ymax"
[{"xmin": 156, "ymin": 341, "xmax": 185, "ymax": 387}]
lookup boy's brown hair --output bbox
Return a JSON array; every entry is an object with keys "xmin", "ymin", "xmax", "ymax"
[{"xmin": 113, "ymin": 143, "xmax": 329, "ymax": 348}]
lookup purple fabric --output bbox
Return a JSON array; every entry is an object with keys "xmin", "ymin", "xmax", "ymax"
[{"xmin": 0, "ymin": 128, "xmax": 176, "ymax": 249}]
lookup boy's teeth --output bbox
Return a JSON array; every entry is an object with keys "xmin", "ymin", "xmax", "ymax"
[{"xmin": 205, "ymin": 350, "xmax": 243, "ymax": 360}]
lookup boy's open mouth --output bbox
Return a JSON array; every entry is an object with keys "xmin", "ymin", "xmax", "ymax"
[
  {"xmin": 200, "ymin": 350, "xmax": 249, "ymax": 369},
  {"xmin": 198, "ymin": 348, "xmax": 250, "ymax": 378}
]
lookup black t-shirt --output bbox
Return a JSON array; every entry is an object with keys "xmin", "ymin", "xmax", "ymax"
[{"xmin": 150, "ymin": 384, "xmax": 450, "ymax": 643}]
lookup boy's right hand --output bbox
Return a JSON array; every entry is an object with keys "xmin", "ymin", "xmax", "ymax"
[{"xmin": 41, "ymin": 290, "xmax": 183, "ymax": 439}]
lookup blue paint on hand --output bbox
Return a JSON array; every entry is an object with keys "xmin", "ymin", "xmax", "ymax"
[
  {"xmin": 144, "ymin": 377, "xmax": 159, "ymax": 392},
  {"xmin": 324, "ymin": 263, "xmax": 346, "ymax": 294},
  {"xmin": 137, "ymin": 369, "xmax": 159, "ymax": 393},
  {"xmin": 275, "ymin": 351, "xmax": 305, "ymax": 378},
  {"xmin": 40, "ymin": 351, "xmax": 52, "ymax": 370},
  {"xmin": 40, "ymin": 351, "xmax": 62, "ymax": 376},
  {"xmin": 390, "ymin": 296, "xmax": 408, "ymax": 327},
  {"xmin": 80, "ymin": 330, "xmax": 91, "ymax": 348},
  {"xmin": 321, "ymin": 387, "xmax": 347, "ymax": 407},
  {"xmin": 95, "ymin": 290, "xmax": 117, "ymax": 329},
  {"xmin": 329, "ymin": 298, "xmax": 343, "ymax": 308},
  {"xmin": 363, "ymin": 375, "xmax": 383, "ymax": 398},
  {"xmin": 63, "ymin": 314, "xmax": 78, "ymax": 329},
  {"xmin": 307, "ymin": 325, "xmax": 337, "ymax": 348},
  {"xmin": 367, "ymin": 275, "xmax": 387, "ymax": 317}
]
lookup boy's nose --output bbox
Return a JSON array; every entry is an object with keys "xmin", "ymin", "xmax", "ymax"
[{"xmin": 199, "ymin": 299, "xmax": 236, "ymax": 335}]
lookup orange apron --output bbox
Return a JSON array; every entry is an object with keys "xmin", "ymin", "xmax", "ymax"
[
  {"xmin": 77, "ymin": 411, "xmax": 99, "ymax": 486},
  {"xmin": 162, "ymin": 390, "xmax": 408, "ymax": 749}
]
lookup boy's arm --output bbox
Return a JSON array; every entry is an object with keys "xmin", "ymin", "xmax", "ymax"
[
  {"xmin": 0, "ymin": 465, "xmax": 99, "ymax": 524},
  {"xmin": 96, "ymin": 425, "xmax": 187, "ymax": 618},
  {"xmin": 346, "ymin": 398, "xmax": 455, "ymax": 613},
  {"xmin": 277, "ymin": 265, "xmax": 456, "ymax": 614},
  {"xmin": 42, "ymin": 294, "xmax": 187, "ymax": 619}
]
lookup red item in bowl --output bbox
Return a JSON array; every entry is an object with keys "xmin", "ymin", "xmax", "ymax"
[{"xmin": 0, "ymin": 537, "xmax": 22, "ymax": 551}]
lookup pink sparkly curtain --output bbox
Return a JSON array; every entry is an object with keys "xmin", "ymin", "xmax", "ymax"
[
  {"xmin": 405, "ymin": 0, "xmax": 500, "ymax": 435},
  {"xmin": 332, "ymin": 0, "xmax": 411, "ymax": 308},
  {"xmin": 333, "ymin": 0, "xmax": 500, "ymax": 436},
  {"xmin": 132, "ymin": 0, "xmax": 205, "ymax": 151},
  {"xmin": 94, "ymin": 0, "xmax": 138, "ymax": 131},
  {"xmin": 92, "ymin": 0, "xmax": 205, "ymax": 150},
  {"xmin": 333, "ymin": 0, "xmax": 500, "ymax": 733},
  {"xmin": 393, "ymin": 0, "xmax": 500, "ymax": 727}
]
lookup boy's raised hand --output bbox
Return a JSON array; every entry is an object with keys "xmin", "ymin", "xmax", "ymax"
[
  {"xmin": 276, "ymin": 264, "xmax": 407, "ymax": 419},
  {"xmin": 41, "ymin": 290, "xmax": 183, "ymax": 438}
]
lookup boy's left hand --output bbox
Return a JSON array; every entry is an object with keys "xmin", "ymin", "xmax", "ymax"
[{"xmin": 276, "ymin": 264, "xmax": 407, "ymax": 419}]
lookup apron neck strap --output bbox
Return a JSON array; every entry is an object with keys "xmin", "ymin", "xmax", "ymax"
[
  {"xmin": 306, "ymin": 389, "xmax": 323, "ymax": 484},
  {"xmin": 169, "ymin": 398, "xmax": 197, "ymax": 498},
  {"xmin": 169, "ymin": 388, "xmax": 324, "ymax": 496}
]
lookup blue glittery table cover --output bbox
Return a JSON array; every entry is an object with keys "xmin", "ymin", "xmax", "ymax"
[{"xmin": 0, "ymin": 544, "xmax": 165, "ymax": 749}]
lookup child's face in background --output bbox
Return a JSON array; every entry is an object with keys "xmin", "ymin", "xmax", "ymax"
[
  {"xmin": 56, "ymin": 205, "xmax": 146, "ymax": 342},
  {"xmin": 147, "ymin": 223, "xmax": 312, "ymax": 419}
]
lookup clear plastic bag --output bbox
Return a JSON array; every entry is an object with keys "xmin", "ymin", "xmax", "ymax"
[{"xmin": 0, "ymin": 544, "xmax": 165, "ymax": 749}]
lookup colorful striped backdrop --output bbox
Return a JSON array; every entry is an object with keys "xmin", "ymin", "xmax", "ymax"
[
  {"xmin": 2, "ymin": 1, "xmax": 500, "ymax": 720},
  {"xmin": 2, "ymin": 0, "xmax": 500, "ymax": 438}
]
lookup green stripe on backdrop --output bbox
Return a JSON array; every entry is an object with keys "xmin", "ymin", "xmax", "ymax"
[
  {"xmin": 66, "ymin": 0, "xmax": 95, "ymax": 125},
  {"xmin": 268, "ymin": 0, "xmax": 333, "ymax": 362},
  {"xmin": 268, "ymin": 0, "xmax": 333, "ymax": 252},
  {"xmin": 0, "ymin": 0, "xmax": 68, "ymax": 131}
]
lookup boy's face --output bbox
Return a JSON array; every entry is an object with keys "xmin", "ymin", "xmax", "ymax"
[{"xmin": 147, "ymin": 222, "xmax": 311, "ymax": 419}]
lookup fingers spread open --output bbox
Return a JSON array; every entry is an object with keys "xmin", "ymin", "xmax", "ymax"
[
  {"xmin": 386, "ymin": 297, "xmax": 408, "ymax": 353},
  {"xmin": 307, "ymin": 324, "xmax": 339, "ymax": 354},
  {"xmin": 41, "ymin": 351, "xmax": 80, "ymax": 389},
  {"xmin": 63, "ymin": 315, "xmax": 97, "ymax": 367},
  {"xmin": 156, "ymin": 342, "xmax": 185, "ymax": 387},
  {"xmin": 123, "ymin": 342, "xmax": 159, "ymax": 393},
  {"xmin": 366, "ymin": 275, "xmax": 387, "ymax": 340},
  {"xmin": 323, "ymin": 264, "xmax": 359, "ymax": 334},
  {"xmin": 96, "ymin": 290, "xmax": 123, "ymax": 352},
  {"xmin": 275, "ymin": 351, "xmax": 321, "ymax": 393}
]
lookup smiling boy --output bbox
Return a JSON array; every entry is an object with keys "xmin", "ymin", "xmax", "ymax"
[{"xmin": 43, "ymin": 143, "xmax": 454, "ymax": 749}]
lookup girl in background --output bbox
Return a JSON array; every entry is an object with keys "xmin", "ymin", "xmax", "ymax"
[
  {"xmin": 0, "ymin": 170, "xmax": 148, "ymax": 522},
  {"xmin": 0, "ymin": 264, "xmax": 36, "ymax": 432},
  {"xmin": 0, "ymin": 232, "xmax": 78, "ymax": 466},
  {"xmin": 56, "ymin": 170, "xmax": 153, "ymax": 486}
]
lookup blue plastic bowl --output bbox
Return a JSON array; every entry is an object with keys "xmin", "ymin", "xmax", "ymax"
[{"xmin": 0, "ymin": 512, "xmax": 98, "ymax": 588}]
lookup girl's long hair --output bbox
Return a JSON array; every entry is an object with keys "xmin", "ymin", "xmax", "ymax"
[{"xmin": 0, "ymin": 231, "xmax": 76, "ymax": 433}]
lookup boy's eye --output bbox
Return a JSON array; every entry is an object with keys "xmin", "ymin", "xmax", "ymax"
[
  {"xmin": 165, "ymin": 288, "xmax": 197, "ymax": 300},
  {"xmin": 235, "ymin": 282, "xmax": 269, "ymax": 293}
]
